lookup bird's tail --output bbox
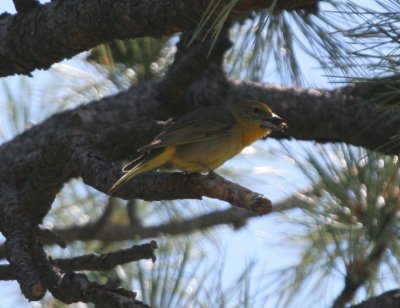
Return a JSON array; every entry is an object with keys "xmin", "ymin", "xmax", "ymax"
[
  {"xmin": 108, "ymin": 146, "xmax": 175, "ymax": 195},
  {"xmin": 108, "ymin": 163, "xmax": 144, "ymax": 195}
]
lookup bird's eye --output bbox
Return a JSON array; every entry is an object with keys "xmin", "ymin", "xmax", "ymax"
[{"xmin": 252, "ymin": 107, "xmax": 261, "ymax": 114}]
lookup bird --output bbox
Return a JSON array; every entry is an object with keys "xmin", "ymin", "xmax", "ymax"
[{"xmin": 108, "ymin": 100, "xmax": 286, "ymax": 195}]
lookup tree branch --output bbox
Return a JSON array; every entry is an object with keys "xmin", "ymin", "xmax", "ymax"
[
  {"xmin": 0, "ymin": 183, "xmax": 45, "ymax": 300},
  {"xmin": 82, "ymin": 155, "xmax": 272, "ymax": 213},
  {"xmin": 54, "ymin": 241, "xmax": 158, "ymax": 272},
  {"xmin": 157, "ymin": 28, "xmax": 232, "ymax": 106},
  {"xmin": 2, "ymin": 69, "xmax": 398, "ymax": 224},
  {"xmin": 12, "ymin": 0, "xmax": 39, "ymax": 13},
  {"xmin": 0, "ymin": 0, "xmax": 318, "ymax": 77},
  {"xmin": 0, "ymin": 241, "xmax": 158, "ymax": 279},
  {"xmin": 350, "ymin": 289, "xmax": 400, "ymax": 308},
  {"xmin": 230, "ymin": 79, "xmax": 400, "ymax": 154},
  {"xmin": 0, "ymin": 239, "xmax": 153, "ymax": 307},
  {"xmin": 48, "ymin": 271, "xmax": 150, "ymax": 308}
]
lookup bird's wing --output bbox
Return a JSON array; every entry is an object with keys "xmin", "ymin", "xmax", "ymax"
[{"xmin": 139, "ymin": 107, "xmax": 235, "ymax": 152}]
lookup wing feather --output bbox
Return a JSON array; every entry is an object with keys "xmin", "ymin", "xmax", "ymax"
[{"xmin": 139, "ymin": 106, "xmax": 235, "ymax": 152}]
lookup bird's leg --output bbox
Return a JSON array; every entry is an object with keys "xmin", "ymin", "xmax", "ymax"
[
  {"xmin": 207, "ymin": 169, "xmax": 217, "ymax": 176},
  {"xmin": 197, "ymin": 162, "xmax": 217, "ymax": 177}
]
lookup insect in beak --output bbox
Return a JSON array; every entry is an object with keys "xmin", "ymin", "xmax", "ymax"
[{"xmin": 260, "ymin": 114, "xmax": 287, "ymax": 132}]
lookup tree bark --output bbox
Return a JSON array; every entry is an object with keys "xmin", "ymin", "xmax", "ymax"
[{"xmin": 0, "ymin": 0, "xmax": 318, "ymax": 77}]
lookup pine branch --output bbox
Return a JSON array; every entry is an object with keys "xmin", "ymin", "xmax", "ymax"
[
  {"xmin": 332, "ymin": 162, "xmax": 400, "ymax": 307},
  {"xmin": 0, "ymin": 0, "xmax": 319, "ymax": 77}
]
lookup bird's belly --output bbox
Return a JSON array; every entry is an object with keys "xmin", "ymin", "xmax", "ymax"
[{"xmin": 170, "ymin": 136, "xmax": 242, "ymax": 172}]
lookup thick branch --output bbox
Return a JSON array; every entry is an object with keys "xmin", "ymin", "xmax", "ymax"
[
  {"xmin": 350, "ymin": 289, "xmax": 400, "ymax": 308},
  {"xmin": 230, "ymin": 79, "xmax": 400, "ymax": 154},
  {"xmin": 60, "ymin": 76, "xmax": 398, "ymax": 157},
  {"xmin": 12, "ymin": 0, "xmax": 39, "ymax": 12},
  {"xmin": 0, "ymin": 183, "xmax": 45, "ymax": 300},
  {"xmin": 0, "ymin": 0, "xmax": 318, "ymax": 77},
  {"xmin": 157, "ymin": 29, "xmax": 232, "ymax": 105}
]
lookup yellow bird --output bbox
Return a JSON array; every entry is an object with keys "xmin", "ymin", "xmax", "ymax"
[{"xmin": 108, "ymin": 100, "xmax": 286, "ymax": 195}]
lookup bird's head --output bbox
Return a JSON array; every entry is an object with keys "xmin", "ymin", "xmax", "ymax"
[{"xmin": 231, "ymin": 100, "xmax": 287, "ymax": 133}]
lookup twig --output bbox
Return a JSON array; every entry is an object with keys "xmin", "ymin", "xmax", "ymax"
[
  {"xmin": 0, "ymin": 241, "xmax": 158, "ymax": 280},
  {"xmin": 52, "ymin": 241, "xmax": 158, "ymax": 271},
  {"xmin": 37, "ymin": 228, "xmax": 66, "ymax": 248}
]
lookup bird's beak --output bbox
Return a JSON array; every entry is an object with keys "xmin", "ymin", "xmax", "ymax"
[{"xmin": 261, "ymin": 114, "xmax": 287, "ymax": 132}]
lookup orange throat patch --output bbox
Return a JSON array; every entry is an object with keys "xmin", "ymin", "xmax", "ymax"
[{"xmin": 241, "ymin": 125, "xmax": 270, "ymax": 146}]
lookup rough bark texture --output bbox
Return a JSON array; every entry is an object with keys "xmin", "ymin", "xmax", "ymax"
[
  {"xmin": 0, "ymin": 241, "xmax": 158, "ymax": 279},
  {"xmin": 350, "ymin": 289, "xmax": 400, "ymax": 308},
  {"xmin": 0, "ymin": 0, "xmax": 318, "ymax": 77}
]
